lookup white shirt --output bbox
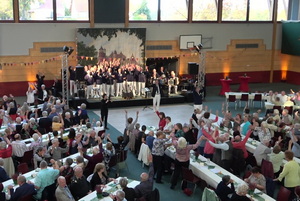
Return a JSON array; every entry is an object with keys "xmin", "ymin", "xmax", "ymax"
[
  {"xmin": 26, "ymin": 90, "xmax": 36, "ymax": 104},
  {"xmin": 163, "ymin": 122, "xmax": 173, "ymax": 132},
  {"xmin": 42, "ymin": 90, "xmax": 48, "ymax": 101},
  {"xmin": 11, "ymin": 140, "xmax": 28, "ymax": 157}
]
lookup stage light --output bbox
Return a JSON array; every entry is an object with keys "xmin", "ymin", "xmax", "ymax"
[
  {"xmin": 194, "ymin": 43, "xmax": 203, "ymax": 53},
  {"xmin": 63, "ymin": 46, "xmax": 74, "ymax": 56}
]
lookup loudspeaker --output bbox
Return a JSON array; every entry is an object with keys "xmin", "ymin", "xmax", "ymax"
[
  {"xmin": 188, "ymin": 62, "xmax": 199, "ymax": 75},
  {"xmin": 76, "ymin": 66, "xmax": 85, "ymax": 81}
]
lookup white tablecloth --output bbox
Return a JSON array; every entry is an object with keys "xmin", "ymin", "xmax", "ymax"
[{"xmin": 79, "ymin": 178, "xmax": 139, "ymax": 201}]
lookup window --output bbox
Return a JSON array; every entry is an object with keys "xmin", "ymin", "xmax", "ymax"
[
  {"xmin": 222, "ymin": 0, "xmax": 247, "ymax": 21},
  {"xmin": 56, "ymin": 0, "xmax": 89, "ymax": 21},
  {"xmin": 160, "ymin": 0, "xmax": 189, "ymax": 21},
  {"xmin": 129, "ymin": 0, "xmax": 158, "ymax": 21},
  {"xmin": 19, "ymin": 0, "xmax": 54, "ymax": 20},
  {"xmin": 0, "ymin": 0, "xmax": 14, "ymax": 21},
  {"xmin": 193, "ymin": 0, "xmax": 218, "ymax": 21},
  {"xmin": 277, "ymin": 0, "xmax": 289, "ymax": 21},
  {"xmin": 249, "ymin": 0, "xmax": 273, "ymax": 21}
]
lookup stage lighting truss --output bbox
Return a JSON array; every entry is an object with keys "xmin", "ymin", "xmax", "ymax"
[
  {"xmin": 61, "ymin": 53, "xmax": 69, "ymax": 106},
  {"xmin": 189, "ymin": 44, "xmax": 206, "ymax": 88}
]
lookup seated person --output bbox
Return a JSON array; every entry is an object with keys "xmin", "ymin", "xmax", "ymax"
[
  {"xmin": 215, "ymin": 175, "xmax": 235, "ymax": 201},
  {"xmin": 134, "ymin": 154, "xmax": 154, "ymax": 198},
  {"xmin": 69, "ymin": 166, "xmax": 91, "ymax": 200},
  {"xmin": 90, "ymin": 163, "xmax": 115, "ymax": 190},
  {"xmin": 269, "ymin": 145, "xmax": 284, "ymax": 177},
  {"xmin": 244, "ymin": 167, "xmax": 266, "ymax": 193},
  {"xmin": 55, "ymin": 176, "xmax": 75, "ymax": 201},
  {"xmin": 230, "ymin": 183, "xmax": 251, "ymax": 201},
  {"xmin": 0, "ymin": 158, "xmax": 9, "ymax": 182},
  {"xmin": 48, "ymin": 138, "xmax": 69, "ymax": 160},
  {"xmin": 7, "ymin": 175, "xmax": 36, "ymax": 201},
  {"xmin": 59, "ymin": 158, "xmax": 74, "ymax": 177},
  {"xmin": 33, "ymin": 147, "xmax": 50, "ymax": 169},
  {"xmin": 119, "ymin": 177, "xmax": 136, "ymax": 201}
]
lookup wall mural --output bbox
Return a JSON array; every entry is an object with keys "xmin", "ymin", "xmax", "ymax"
[{"xmin": 76, "ymin": 28, "xmax": 146, "ymax": 67}]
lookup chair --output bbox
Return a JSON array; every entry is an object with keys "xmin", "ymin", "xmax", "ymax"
[
  {"xmin": 19, "ymin": 194, "xmax": 34, "ymax": 201},
  {"xmin": 117, "ymin": 150, "xmax": 129, "ymax": 173},
  {"xmin": 138, "ymin": 143, "xmax": 151, "ymax": 167},
  {"xmin": 201, "ymin": 187, "xmax": 219, "ymax": 201},
  {"xmin": 181, "ymin": 167, "xmax": 201, "ymax": 194},
  {"xmin": 231, "ymin": 148, "xmax": 245, "ymax": 176},
  {"xmin": 261, "ymin": 159, "xmax": 274, "ymax": 179},
  {"xmin": 284, "ymin": 106, "xmax": 293, "ymax": 115},
  {"xmin": 252, "ymin": 94, "xmax": 263, "ymax": 108},
  {"xmin": 20, "ymin": 150, "xmax": 33, "ymax": 168},
  {"xmin": 17, "ymin": 163, "xmax": 29, "ymax": 174},
  {"xmin": 277, "ymin": 186, "xmax": 291, "ymax": 201},
  {"xmin": 227, "ymin": 95, "xmax": 237, "ymax": 110},
  {"xmin": 239, "ymin": 94, "xmax": 249, "ymax": 108},
  {"xmin": 108, "ymin": 154, "xmax": 118, "ymax": 176},
  {"xmin": 41, "ymin": 182, "xmax": 57, "ymax": 201},
  {"xmin": 145, "ymin": 188, "xmax": 160, "ymax": 201},
  {"xmin": 273, "ymin": 105, "xmax": 282, "ymax": 114}
]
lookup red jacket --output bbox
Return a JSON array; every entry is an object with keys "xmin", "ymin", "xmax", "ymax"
[
  {"xmin": 156, "ymin": 111, "xmax": 166, "ymax": 130},
  {"xmin": 232, "ymin": 129, "xmax": 252, "ymax": 159},
  {"xmin": 0, "ymin": 144, "xmax": 12, "ymax": 158}
]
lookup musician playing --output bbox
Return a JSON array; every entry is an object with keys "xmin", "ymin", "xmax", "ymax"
[{"xmin": 168, "ymin": 71, "xmax": 179, "ymax": 94}]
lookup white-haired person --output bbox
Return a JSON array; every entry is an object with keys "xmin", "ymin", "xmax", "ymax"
[
  {"xmin": 55, "ymin": 176, "xmax": 75, "ymax": 201},
  {"xmin": 119, "ymin": 177, "xmax": 135, "ymax": 201},
  {"xmin": 63, "ymin": 112, "xmax": 74, "ymax": 128},
  {"xmin": 170, "ymin": 135, "xmax": 204, "ymax": 189},
  {"xmin": 110, "ymin": 190, "xmax": 127, "ymax": 201},
  {"xmin": 134, "ymin": 154, "xmax": 154, "ymax": 199},
  {"xmin": 29, "ymin": 132, "xmax": 43, "ymax": 153},
  {"xmin": 75, "ymin": 103, "xmax": 89, "ymax": 124},
  {"xmin": 54, "ymin": 99, "xmax": 65, "ymax": 114},
  {"xmin": 230, "ymin": 183, "xmax": 252, "ymax": 201}
]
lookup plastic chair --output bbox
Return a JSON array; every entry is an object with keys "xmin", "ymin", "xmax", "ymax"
[
  {"xmin": 227, "ymin": 95, "xmax": 237, "ymax": 110},
  {"xmin": 239, "ymin": 94, "xmax": 249, "ymax": 108},
  {"xmin": 181, "ymin": 167, "xmax": 201, "ymax": 194},
  {"xmin": 41, "ymin": 182, "xmax": 57, "ymax": 201},
  {"xmin": 17, "ymin": 163, "xmax": 29, "ymax": 174},
  {"xmin": 117, "ymin": 150, "xmax": 129, "ymax": 173},
  {"xmin": 145, "ymin": 188, "xmax": 160, "ymax": 201},
  {"xmin": 202, "ymin": 187, "xmax": 219, "ymax": 201},
  {"xmin": 20, "ymin": 150, "xmax": 33, "ymax": 168},
  {"xmin": 252, "ymin": 94, "xmax": 263, "ymax": 108},
  {"xmin": 261, "ymin": 159, "xmax": 274, "ymax": 179},
  {"xmin": 19, "ymin": 194, "xmax": 34, "ymax": 201},
  {"xmin": 277, "ymin": 186, "xmax": 291, "ymax": 201}
]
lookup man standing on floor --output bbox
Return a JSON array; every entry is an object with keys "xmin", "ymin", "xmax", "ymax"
[
  {"xmin": 193, "ymin": 81, "xmax": 204, "ymax": 110},
  {"xmin": 152, "ymin": 79, "xmax": 163, "ymax": 111}
]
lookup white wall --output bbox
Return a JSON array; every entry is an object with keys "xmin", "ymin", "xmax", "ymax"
[{"xmin": 0, "ymin": 22, "xmax": 282, "ymax": 56}]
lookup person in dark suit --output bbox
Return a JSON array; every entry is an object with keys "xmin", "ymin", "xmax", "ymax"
[
  {"xmin": 38, "ymin": 111, "xmax": 52, "ymax": 133},
  {"xmin": 215, "ymin": 175, "xmax": 235, "ymax": 201},
  {"xmin": 134, "ymin": 154, "xmax": 154, "ymax": 198},
  {"xmin": 101, "ymin": 94, "xmax": 111, "ymax": 130},
  {"xmin": 151, "ymin": 79, "xmax": 163, "ymax": 111},
  {"xmin": 7, "ymin": 175, "xmax": 36, "ymax": 201},
  {"xmin": 119, "ymin": 177, "xmax": 136, "ymax": 201},
  {"xmin": 69, "ymin": 166, "xmax": 91, "ymax": 200},
  {"xmin": 0, "ymin": 158, "xmax": 9, "ymax": 182}
]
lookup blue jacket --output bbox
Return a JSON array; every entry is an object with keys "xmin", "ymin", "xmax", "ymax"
[{"xmin": 10, "ymin": 183, "xmax": 36, "ymax": 201}]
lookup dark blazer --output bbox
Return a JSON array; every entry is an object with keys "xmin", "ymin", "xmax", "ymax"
[
  {"xmin": 151, "ymin": 84, "xmax": 163, "ymax": 97},
  {"xmin": 0, "ymin": 166, "xmax": 9, "ymax": 182},
  {"xmin": 123, "ymin": 187, "xmax": 136, "ymax": 201},
  {"xmin": 38, "ymin": 117, "xmax": 52, "ymax": 130},
  {"xmin": 215, "ymin": 181, "xmax": 235, "ymax": 201},
  {"xmin": 9, "ymin": 183, "xmax": 36, "ymax": 201},
  {"xmin": 134, "ymin": 163, "xmax": 154, "ymax": 198}
]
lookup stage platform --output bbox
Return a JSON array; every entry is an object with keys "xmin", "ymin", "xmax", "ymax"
[{"xmin": 68, "ymin": 93, "xmax": 191, "ymax": 109}]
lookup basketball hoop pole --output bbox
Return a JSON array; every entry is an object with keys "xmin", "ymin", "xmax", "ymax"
[{"xmin": 198, "ymin": 52, "xmax": 206, "ymax": 88}]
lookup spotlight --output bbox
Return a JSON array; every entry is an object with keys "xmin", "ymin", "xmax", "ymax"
[
  {"xmin": 194, "ymin": 43, "xmax": 203, "ymax": 53},
  {"xmin": 63, "ymin": 46, "xmax": 74, "ymax": 56}
]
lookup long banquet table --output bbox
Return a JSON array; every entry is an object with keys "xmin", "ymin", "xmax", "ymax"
[
  {"xmin": 165, "ymin": 146, "xmax": 275, "ymax": 201},
  {"xmin": 79, "ymin": 177, "xmax": 139, "ymax": 201}
]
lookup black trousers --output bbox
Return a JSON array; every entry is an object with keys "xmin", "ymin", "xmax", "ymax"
[
  {"xmin": 101, "ymin": 109, "xmax": 108, "ymax": 128},
  {"xmin": 153, "ymin": 155, "xmax": 164, "ymax": 182},
  {"xmin": 171, "ymin": 159, "xmax": 189, "ymax": 188}
]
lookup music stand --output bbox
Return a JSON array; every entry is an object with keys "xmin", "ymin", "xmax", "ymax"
[{"xmin": 143, "ymin": 88, "xmax": 152, "ymax": 111}]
